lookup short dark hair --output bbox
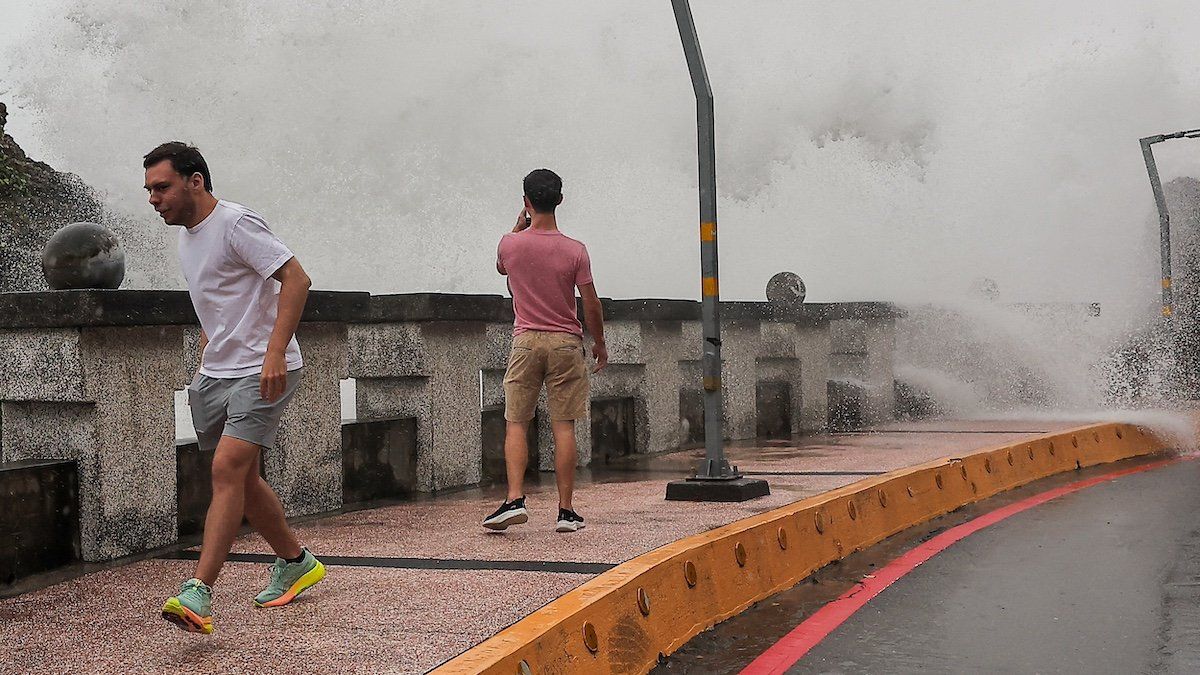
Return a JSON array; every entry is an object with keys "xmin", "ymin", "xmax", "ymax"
[
  {"xmin": 143, "ymin": 141, "xmax": 212, "ymax": 192},
  {"xmin": 523, "ymin": 169, "xmax": 563, "ymax": 213}
]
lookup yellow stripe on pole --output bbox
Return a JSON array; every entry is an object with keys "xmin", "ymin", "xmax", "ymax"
[
  {"xmin": 700, "ymin": 222, "xmax": 716, "ymax": 242},
  {"xmin": 1163, "ymin": 305, "xmax": 1173, "ymax": 317},
  {"xmin": 703, "ymin": 376, "xmax": 721, "ymax": 391},
  {"xmin": 1163, "ymin": 277, "xmax": 1172, "ymax": 289},
  {"xmin": 702, "ymin": 276, "xmax": 719, "ymax": 296}
]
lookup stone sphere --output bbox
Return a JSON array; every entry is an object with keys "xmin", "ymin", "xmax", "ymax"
[
  {"xmin": 41, "ymin": 222, "xmax": 126, "ymax": 290},
  {"xmin": 766, "ymin": 271, "xmax": 806, "ymax": 306}
]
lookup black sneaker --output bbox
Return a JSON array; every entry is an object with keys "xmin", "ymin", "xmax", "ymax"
[
  {"xmin": 555, "ymin": 508, "xmax": 585, "ymax": 533},
  {"xmin": 483, "ymin": 496, "xmax": 528, "ymax": 530}
]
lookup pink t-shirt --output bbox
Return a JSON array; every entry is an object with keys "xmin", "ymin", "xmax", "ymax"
[{"xmin": 498, "ymin": 228, "xmax": 594, "ymax": 336}]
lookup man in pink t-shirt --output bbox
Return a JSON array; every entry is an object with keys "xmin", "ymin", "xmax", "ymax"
[{"xmin": 482, "ymin": 169, "xmax": 608, "ymax": 533}]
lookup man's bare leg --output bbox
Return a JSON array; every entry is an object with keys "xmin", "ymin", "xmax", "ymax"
[
  {"xmin": 551, "ymin": 420, "xmax": 578, "ymax": 510},
  {"xmin": 504, "ymin": 420, "xmax": 530, "ymax": 501},
  {"xmin": 242, "ymin": 456, "xmax": 302, "ymax": 560},
  {"xmin": 195, "ymin": 435, "xmax": 261, "ymax": 586}
]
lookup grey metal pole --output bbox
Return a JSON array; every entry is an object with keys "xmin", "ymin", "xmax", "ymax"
[
  {"xmin": 1140, "ymin": 136, "xmax": 1173, "ymax": 318},
  {"xmin": 665, "ymin": 0, "xmax": 767, "ymax": 502},
  {"xmin": 1139, "ymin": 129, "xmax": 1200, "ymax": 319},
  {"xmin": 671, "ymin": 0, "xmax": 732, "ymax": 479}
]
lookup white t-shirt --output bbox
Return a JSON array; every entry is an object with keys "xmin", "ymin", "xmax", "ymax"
[{"xmin": 178, "ymin": 200, "xmax": 304, "ymax": 378}]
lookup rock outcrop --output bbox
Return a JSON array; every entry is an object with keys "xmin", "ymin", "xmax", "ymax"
[
  {"xmin": 1, "ymin": 102, "xmax": 113, "ymax": 291},
  {"xmin": 0, "ymin": 101, "xmax": 167, "ymax": 292}
]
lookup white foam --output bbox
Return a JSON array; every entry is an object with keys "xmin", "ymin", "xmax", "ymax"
[{"xmin": 4, "ymin": 1, "xmax": 1199, "ymax": 305}]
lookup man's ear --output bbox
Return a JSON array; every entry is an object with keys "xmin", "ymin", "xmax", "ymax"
[
  {"xmin": 556, "ymin": 193, "xmax": 564, "ymax": 207},
  {"xmin": 523, "ymin": 195, "xmax": 534, "ymax": 212},
  {"xmin": 188, "ymin": 172, "xmax": 205, "ymax": 190}
]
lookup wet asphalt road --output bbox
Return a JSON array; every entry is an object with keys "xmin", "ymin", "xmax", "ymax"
[{"xmin": 660, "ymin": 458, "xmax": 1200, "ymax": 674}]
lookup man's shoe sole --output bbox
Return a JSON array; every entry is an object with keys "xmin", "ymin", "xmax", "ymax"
[
  {"xmin": 254, "ymin": 560, "xmax": 327, "ymax": 608},
  {"xmin": 483, "ymin": 508, "xmax": 529, "ymax": 531},
  {"xmin": 161, "ymin": 597, "xmax": 213, "ymax": 634},
  {"xmin": 555, "ymin": 521, "xmax": 585, "ymax": 533}
]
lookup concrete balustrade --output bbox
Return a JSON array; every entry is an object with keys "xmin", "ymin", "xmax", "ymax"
[
  {"xmin": 349, "ymin": 294, "xmax": 509, "ymax": 491},
  {"xmin": 0, "ymin": 289, "xmax": 899, "ymax": 571},
  {"xmin": 0, "ymin": 290, "xmax": 365, "ymax": 562}
]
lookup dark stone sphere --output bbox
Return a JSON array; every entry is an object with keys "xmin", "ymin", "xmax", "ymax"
[
  {"xmin": 766, "ymin": 271, "xmax": 806, "ymax": 306},
  {"xmin": 41, "ymin": 222, "xmax": 126, "ymax": 290}
]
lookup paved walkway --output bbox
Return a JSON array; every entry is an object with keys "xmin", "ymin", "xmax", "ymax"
[{"xmin": 0, "ymin": 420, "xmax": 1085, "ymax": 675}]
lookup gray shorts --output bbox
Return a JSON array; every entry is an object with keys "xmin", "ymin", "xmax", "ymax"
[{"xmin": 187, "ymin": 368, "xmax": 303, "ymax": 452}]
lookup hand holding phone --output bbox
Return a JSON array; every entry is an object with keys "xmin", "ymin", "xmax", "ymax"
[{"xmin": 514, "ymin": 207, "xmax": 532, "ymax": 232}]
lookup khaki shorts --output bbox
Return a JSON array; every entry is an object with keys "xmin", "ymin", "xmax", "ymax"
[{"xmin": 504, "ymin": 331, "xmax": 589, "ymax": 422}]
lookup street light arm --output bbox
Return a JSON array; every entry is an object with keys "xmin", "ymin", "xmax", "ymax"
[
  {"xmin": 671, "ymin": 0, "xmax": 713, "ymax": 105},
  {"xmin": 1142, "ymin": 128, "xmax": 1200, "ymax": 145}
]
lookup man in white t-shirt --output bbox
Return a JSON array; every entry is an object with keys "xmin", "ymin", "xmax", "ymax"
[{"xmin": 143, "ymin": 142, "xmax": 324, "ymax": 635}]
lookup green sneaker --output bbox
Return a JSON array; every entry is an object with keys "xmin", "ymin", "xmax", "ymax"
[
  {"xmin": 161, "ymin": 578, "xmax": 214, "ymax": 634},
  {"xmin": 254, "ymin": 548, "xmax": 326, "ymax": 608}
]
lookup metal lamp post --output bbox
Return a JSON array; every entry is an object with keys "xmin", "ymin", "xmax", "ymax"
[
  {"xmin": 1140, "ymin": 128, "xmax": 1200, "ymax": 319},
  {"xmin": 1140, "ymin": 128, "xmax": 1200, "ymax": 399},
  {"xmin": 665, "ymin": 0, "xmax": 769, "ymax": 502}
]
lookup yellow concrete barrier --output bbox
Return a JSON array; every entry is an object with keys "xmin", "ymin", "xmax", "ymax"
[{"xmin": 434, "ymin": 423, "xmax": 1169, "ymax": 674}]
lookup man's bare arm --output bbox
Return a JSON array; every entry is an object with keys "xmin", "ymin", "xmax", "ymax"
[
  {"xmin": 261, "ymin": 257, "xmax": 312, "ymax": 401},
  {"xmin": 579, "ymin": 283, "xmax": 607, "ymax": 373},
  {"xmin": 498, "ymin": 207, "xmax": 529, "ymax": 274},
  {"xmin": 197, "ymin": 329, "xmax": 208, "ymax": 374}
]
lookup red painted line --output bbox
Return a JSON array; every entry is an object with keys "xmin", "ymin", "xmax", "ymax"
[{"xmin": 740, "ymin": 457, "xmax": 1182, "ymax": 675}]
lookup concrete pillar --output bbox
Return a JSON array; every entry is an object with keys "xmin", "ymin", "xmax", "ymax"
[
  {"xmin": 639, "ymin": 320, "xmax": 685, "ymax": 453},
  {"xmin": 718, "ymin": 320, "xmax": 760, "ymax": 440},
  {"xmin": 756, "ymin": 321, "xmax": 802, "ymax": 438},
  {"xmin": 862, "ymin": 317, "xmax": 897, "ymax": 422},
  {"xmin": 830, "ymin": 311, "xmax": 898, "ymax": 426},
  {"xmin": 678, "ymin": 313, "xmax": 761, "ymax": 442},
  {"xmin": 0, "ymin": 324, "xmax": 188, "ymax": 561},
  {"xmin": 269, "ymin": 322, "xmax": 348, "ymax": 516},
  {"xmin": 585, "ymin": 319, "xmax": 647, "ymax": 463},
  {"xmin": 349, "ymin": 295, "xmax": 500, "ymax": 491},
  {"xmin": 796, "ymin": 322, "xmax": 832, "ymax": 432}
]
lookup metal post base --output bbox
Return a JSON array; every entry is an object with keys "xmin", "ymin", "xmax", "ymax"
[{"xmin": 665, "ymin": 473, "xmax": 770, "ymax": 502}]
